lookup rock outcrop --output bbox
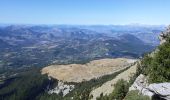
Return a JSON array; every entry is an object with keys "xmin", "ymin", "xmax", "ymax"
[
  {"xmin": 159, "ymin": 25, "xmax": 170, "ymax": 44},
  {"xmin": 129, "ymin": 74, "xmax": 170, "ymax": 100},
  {"xmin": 48, "ymin": 81, "xmax": 75, "ymax": 96},
  {"xmin": 149, "ymin": 83, "xmax": 170, "ymax": 100},
  {"xmin": 129, "ymin": 74, "xmax": 154, "ymax": 98}
]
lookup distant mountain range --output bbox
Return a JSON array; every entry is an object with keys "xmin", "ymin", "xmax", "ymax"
[{"xmin": 0, "ymin": 25, "xmax": 165, "ymax": 68}]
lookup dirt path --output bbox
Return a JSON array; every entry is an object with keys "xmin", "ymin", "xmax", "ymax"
[{"xmin": 90, "ymin": 63, "xmax": 137, "ymax": 100}]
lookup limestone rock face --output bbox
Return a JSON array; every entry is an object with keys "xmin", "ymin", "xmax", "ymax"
[
  {"xmin": 159, "ymin": 25, "xmax": 170, "ymax": 44},
  {"xmin": 148, "ymin": 83, "xmax": 170, "ymax": 100},
  {"xmin": 129, "ymin": 74, "xmax": 170, "ymax": 100},
  {"xmin": 48, "ymin": 81, "xmax": 75, "ymax": 96},
  {"xmin": 129, "ymin": 74, "xmax": 154, "ymax": 97}
]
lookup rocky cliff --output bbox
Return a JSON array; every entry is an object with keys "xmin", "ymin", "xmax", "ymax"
[
  {"xmin": 128, "ymin": 25, "xmax": 170, "ymax": 100},
  {"xmin": 159, "ymin": 25, "xmax": 170, "ymax": 44}
]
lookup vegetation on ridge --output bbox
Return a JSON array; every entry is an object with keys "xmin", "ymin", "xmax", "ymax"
[
  {"xmin": 0, "ymin": 64, "xmax": 132, "ymax": 100},
  {"xmin": 0, "ymin": 68, "xmax": 58, "ymax": 100},
  {"xmin": 139, "ymin": 36, "xmax": 170, "ymax": 83}
]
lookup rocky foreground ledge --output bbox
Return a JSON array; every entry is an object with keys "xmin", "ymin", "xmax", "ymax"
[
  {"xmin": 129, "ymin": 25, "xmax": 170, "ymax": 100},
  {"xmin": 129, "ymin": 74, "xmax": 170, "ymax": 100}
]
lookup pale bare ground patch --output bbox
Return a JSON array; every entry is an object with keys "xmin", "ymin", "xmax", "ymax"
[
  {"xmin": 90, "ymin": 63, "xmax": 137, "ymax": 100},
  {"xmin": 41, "ymin": 58, "xmax": 136, "ymax": 83}
]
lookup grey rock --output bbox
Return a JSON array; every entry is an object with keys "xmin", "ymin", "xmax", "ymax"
[
  {"xmin": 159, "ymin": 25, "xmax": 170, "ymax": 44},
  {"xmin": 129, "ymin": 74, "xmax": 170, "ymax": 100}
]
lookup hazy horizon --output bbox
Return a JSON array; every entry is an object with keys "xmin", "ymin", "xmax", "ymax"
[{"xmin": 0, "ymin": 23, "xmax": 167, "ymax": 26}]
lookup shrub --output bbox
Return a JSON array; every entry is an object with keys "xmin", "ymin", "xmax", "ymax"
[
  {"xmin": 124, "ymin": 90, "xmax": 150, "ymax": 100},
  {"xmin": 110, "ymin": 79, "xmax": 129, "ymax": 100}
]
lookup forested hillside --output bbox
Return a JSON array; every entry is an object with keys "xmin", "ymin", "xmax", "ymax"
[
  {"xmin": 0, "ymin": 68, "xmax": 58, "ymax": 100},
  {"xmin": 139, "ymin": 28, "xmax": 170, "ymax": 83}
]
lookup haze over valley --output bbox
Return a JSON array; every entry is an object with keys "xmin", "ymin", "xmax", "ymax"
[{"xmin": 0, "ymin": 25, "xmax": 164, "ymax": 68}]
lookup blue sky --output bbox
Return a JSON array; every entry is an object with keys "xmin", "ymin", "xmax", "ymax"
[{"xmin": 0, "ymin": 0, "xmax": 170, "ymax": 25}]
